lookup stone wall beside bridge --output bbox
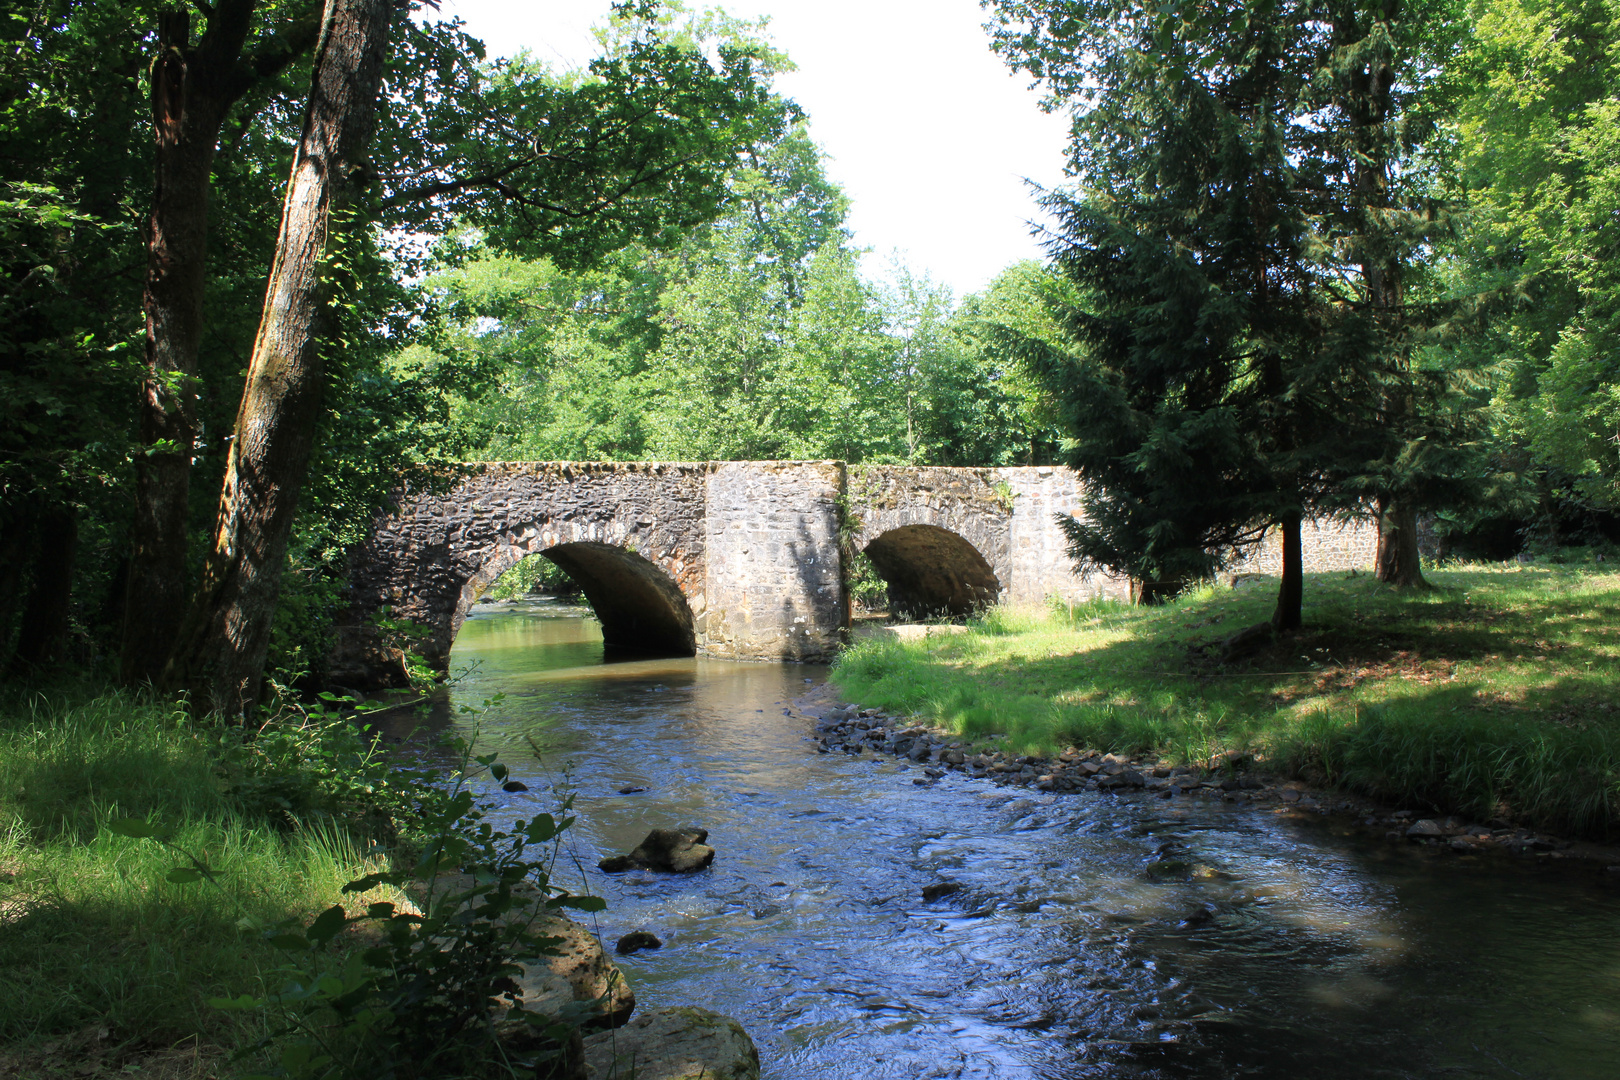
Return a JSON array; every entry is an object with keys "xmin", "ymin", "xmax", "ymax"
[{"xmin": 330, "ymin": 460, "xmax": 1378, "ymax": 688}]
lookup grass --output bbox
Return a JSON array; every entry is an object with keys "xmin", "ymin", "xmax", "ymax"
[
  {"xmin": 0, "ymin": 687, "xmax": 405, "ymax": 1073},
  {"xmin": 831, "ymin": 564, "xmax": 1620, "ymax": 839}
]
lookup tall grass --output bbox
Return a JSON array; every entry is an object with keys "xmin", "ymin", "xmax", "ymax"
[
  {"xmin": 0, "ymin": 688, "xmax": 402, "ymax": 1046},
  {"xmin": 833, "ymin": 566, "xmax": 1620, "ymax": 838}
]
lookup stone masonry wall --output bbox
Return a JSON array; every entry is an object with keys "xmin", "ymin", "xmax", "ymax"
[
  {"xmin": 1228, "ymin": 516, "xmax": 1382, "ymax": 576},
  {"xmin": 332, "ymin": 460, "xmax": 1381, "ymax": 688},
  {"xmin": 998, "ymin": 466, "xmax": 1133, "ymax": 605},
  {"xmin": 699, "ymin": 461, "xmax": 845, "ymax": 661}
]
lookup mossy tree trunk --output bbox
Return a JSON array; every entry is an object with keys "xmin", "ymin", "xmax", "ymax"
[
  {"xmin": 122, "ymin": 2, "xmax": 320, "ymax": 685},
  {"xmin": 168, "ymin": 0, "xmax": 392, "ymax": 717}
]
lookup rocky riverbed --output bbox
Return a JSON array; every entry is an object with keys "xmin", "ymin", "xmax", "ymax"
[{"xmin": 802, "ymin": 686, "xmax": 1620, "ymax": 875}]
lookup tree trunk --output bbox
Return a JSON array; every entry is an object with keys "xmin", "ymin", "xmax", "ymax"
[
  {"xmin": 1375, "ymin": 497, "xmax": 1429, "ymax": 588},
  {"xmin": 1271, "ymin": 510, "xmax": 1303, "ymax": 631},
  {"xmin": 1130, "ymin": 577, "xmax": 1181, "ymax": 605},
  {"xmin": 9, "ymin": 506, "xmax": 79, "ymax": 675},
  {"xmin": 124, "ymin": 11, "xmax": 217, "ymax": 683},
  {"xmin": 0, "ymin": 510, "xmax": 36, "ymax": 668},
  {"xmin": 122, "ymin": 2, "xmax": 320, "ymax": 684},
  {"xmin": 168, "ymin": 0, "xmax": 393, "ymax": 718}
]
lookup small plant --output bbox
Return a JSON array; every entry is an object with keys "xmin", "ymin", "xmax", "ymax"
[
  {"xmin": 845, "ymin": 549, "xmax": 889, "ymax": 614},
  {"xmin": 109, "ymin": 698, "xmax": 606, "ymax": 1079}
]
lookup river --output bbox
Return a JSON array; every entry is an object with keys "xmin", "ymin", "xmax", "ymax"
[{"xmin": 412, "ymin": 600, "xmax": 1620, "ymax": 1079}]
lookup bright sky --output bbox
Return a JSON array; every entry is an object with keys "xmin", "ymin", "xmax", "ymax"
[{"xmin": 434, "ymin": 0, "xmax": 1074, "ymax": 299}]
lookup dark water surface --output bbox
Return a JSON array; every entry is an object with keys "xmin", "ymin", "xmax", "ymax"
[{"xmin": 425, "ymin": 602, "xmax": 1620, "ymax": 1079}]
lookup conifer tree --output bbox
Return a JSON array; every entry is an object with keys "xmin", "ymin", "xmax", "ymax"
[{"xmin": 988, "ymin": 0, "xmax": 1476, "ymax": 626}]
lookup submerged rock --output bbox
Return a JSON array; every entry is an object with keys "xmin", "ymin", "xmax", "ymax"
[
  {"xmin": 582, "ymin": 1006, "xmax": 760, "ymax": 1080},
  {"xmin": 599, "ymin": 828, "xmax": 715, "ymax": 874}
]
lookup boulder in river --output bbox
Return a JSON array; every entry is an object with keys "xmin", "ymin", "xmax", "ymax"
[
  {"xmin": 511, "ymin": 913, "xmax": 637, "ymax": 1030},
  {"xmin": 582, "ymin": 1006, "xmax": 760, "ymax": 1080},
  {"xmin": 616, "ymin": 930, "xmax": 663, "ymax": 955},
  {"xmin": 599, "ymin": 828, "xmax": 715, "ymax": 874}
]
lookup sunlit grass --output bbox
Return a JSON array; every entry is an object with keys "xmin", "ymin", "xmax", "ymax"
[
  {"xmin": 833, "ymin": 565, "xmax": 1620, "ymax": 837},
  {"xmin": 0, "ymin": 689, "xmax": 405, "ymax": 1048}
]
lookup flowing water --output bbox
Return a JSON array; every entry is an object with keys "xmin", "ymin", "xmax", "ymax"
[{"xmin": 407, "ymin": 601, "xmax": 1620, "ymax": 1079}]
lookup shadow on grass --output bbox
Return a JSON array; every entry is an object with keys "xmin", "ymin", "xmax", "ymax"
[{"xmin": 833, "ymin": 570, "xmax": 1620, "ymax": 838}]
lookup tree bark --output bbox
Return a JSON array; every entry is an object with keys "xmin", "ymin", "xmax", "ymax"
[
  {"xmin": 168, "ymin": 0, "xmax": 393, "ymax": 718},
  {"xmin": 9, "ymin": 505, "xmax": 79, "ymax": 675},
  {"xmin": 1271, "ymin": 510, "xmax": 1303, "ymax": 631},
  {"xmin": 123, "ymin": 1, "xmax": 320, "ymax": 685},
  {"xmin": 1375, "ymin": 497, "xmax": 1429, "ymax": 588},
  {"xmin": 1130, "ymin": 577, "xmax": 1182, "ymax": 605}
]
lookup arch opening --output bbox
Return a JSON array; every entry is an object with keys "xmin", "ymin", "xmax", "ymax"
[
  {"xmin": 861, "ymin": 524, "xmax": 1001, "ymax": 619},
  {"xmin": 537, "ymin": 541, "xmax": 696, "ymax": 657}
]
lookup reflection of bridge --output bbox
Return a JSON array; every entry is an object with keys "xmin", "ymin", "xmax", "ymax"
[{"xmin": 329, "ymin": 461, "xmax": 1123, "ymax": 687}]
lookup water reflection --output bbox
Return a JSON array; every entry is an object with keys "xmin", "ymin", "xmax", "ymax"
[{"xmin": 431, "ymin": 602, "xmax": 1620, "ymax": 1079}]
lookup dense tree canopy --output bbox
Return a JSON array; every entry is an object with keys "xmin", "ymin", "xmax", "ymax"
[{"xmin": 2, "ymin": 0, "xmax": 1618, "ymax": 692}]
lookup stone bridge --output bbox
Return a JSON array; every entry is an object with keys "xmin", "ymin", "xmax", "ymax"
[
  {"xmin": 329, "ymin": 461, "xmax": 1124, "ymax": 687},
  {"xmin": 329, "ymin": 460, "xmax": 1383, "ymax": 688}
]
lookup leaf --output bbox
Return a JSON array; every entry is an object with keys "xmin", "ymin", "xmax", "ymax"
[
  {"xmin": 306, "ymin": 904, "xmax": 350, "ymax": 946},
  {"xmin": 266, "ymin": 933, "xmax": 311, "ymax": 951},
  {"xmin": 552, "ymin": 894, "xmax": 606, "ymax": 913},
  {"xmin": 342, "ymin": 872, "xmax": 390, "ymax": 894},
  {"xmin": 164, "ymin": 867, "xmax": 203, "ymax": 884},
  {"xmin": 489, "ymin": 762, "xmax": 509, "ymax": 782}
]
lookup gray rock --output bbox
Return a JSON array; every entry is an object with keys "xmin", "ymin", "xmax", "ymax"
[
  {"xmin": 506, "ymin": 913, "xmax": 636, "ymax": 1032},
  {"xmin": 583, "ymin": 1006, "xmax": 760, "ymax": 1080},
  {"xmin": 1405, "ymin": 819, "xmax": 1445, "ymax": 838}
]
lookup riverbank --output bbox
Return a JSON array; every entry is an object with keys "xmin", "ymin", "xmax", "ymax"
[
  {"xmin": 0, "ymin": 686, "xmax": 449, "ymax": 1077},
  {"xmin": 830, "ymin": 564, "xmax": 1620, "ymax": 848}
]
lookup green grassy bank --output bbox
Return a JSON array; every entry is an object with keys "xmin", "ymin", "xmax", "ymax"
[
  {"xmin": 0, "ymin": 689, "xmax": 409, "ymax": 1078},
  {"xmin": 832, "ymin": 565, "xmax": 1620, "ymax": 840}
]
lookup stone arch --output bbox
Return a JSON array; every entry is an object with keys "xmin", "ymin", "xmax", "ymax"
[
  {"xmin": 862, "ymin": 524, "xmax": 1001, "ymax": 618},
  {"xmin": 540, "ymin": 542, "xmax": 696, "ymax": 655},
  {"xmin": 458, "ymin": 540, "xmax": 697, "ymax": 658}
]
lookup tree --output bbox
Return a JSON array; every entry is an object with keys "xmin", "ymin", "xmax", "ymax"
[
  {"xmin": 171, "ymin": 0, "xmax": 793, "ymax": 714},
  {"xmin": 987, "ymin": 0, "xmax": 1473, "ymax": 623},
  {"xmin": 167, "ymin": 0, "xmax": 393, "ymax": 716},
  {"xmin": 1446, "ymin": 0, "xmax": 1620, "ymax": 514},
  {"xmin": 123, "ymin": 0, "xmax": 322, "ymax": 685}
]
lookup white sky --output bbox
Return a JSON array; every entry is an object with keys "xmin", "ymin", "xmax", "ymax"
[{"xmin": 433, "ymin": 0, "xmax": 1074, "ymax": 299}]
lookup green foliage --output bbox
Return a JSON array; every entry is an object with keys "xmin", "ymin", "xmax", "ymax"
[
  {"xmin": 1443, "ymin": 0, "xmax": 1620, "ymax": 507},
  {"xmin": 483, "ymin": 554, "xmax": 577, "ymax": 602},
  {"xmin": 833, "ymin": 566, "xmax": 1620, "ymax": 837},
  {"xmin": 215, "ymin": 755, "xmax": 599, "ymax": 1080}
]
